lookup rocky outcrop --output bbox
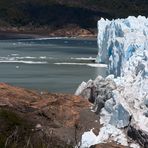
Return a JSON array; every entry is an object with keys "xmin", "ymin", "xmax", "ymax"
[{"xmin": 0, "ymin": 83, "xmax": 101, "ymax": 148}]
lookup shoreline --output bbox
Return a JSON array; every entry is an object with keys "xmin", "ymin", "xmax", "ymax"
[{"xmin": 0, "ymin": 27, "xmax": 97, "ymax": 40}]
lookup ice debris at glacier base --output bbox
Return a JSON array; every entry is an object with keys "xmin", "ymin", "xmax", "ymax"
[
  {"xmin": 76, "ymin": 16, "xmax": 148, "ymax": 147},
  {"xmin": 76, "ymin": 76, "xmax": 133, "ymax": 147}
]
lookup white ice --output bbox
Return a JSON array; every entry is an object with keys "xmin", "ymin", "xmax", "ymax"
[{"xmin": 81, "ymin": 16, "xmax": 148, "ymax": 148}]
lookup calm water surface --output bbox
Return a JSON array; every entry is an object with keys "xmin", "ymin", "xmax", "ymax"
[{"xmin": 0, "ymin": 38, "xmax": 106, "ymax": 93}]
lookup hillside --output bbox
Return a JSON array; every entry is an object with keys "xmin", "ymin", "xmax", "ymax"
[
  {"xmin": 0, "ymin": 0, "xmax": 148, "ymax": 36},
  {"xmin": 0, "ymin": 83, "xmax": 127, "ymax": 147}
]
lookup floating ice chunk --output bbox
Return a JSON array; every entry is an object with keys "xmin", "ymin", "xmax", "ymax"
[{"xmin": 16, "ymin": 66, "xmax": 19, "ymax": 69}]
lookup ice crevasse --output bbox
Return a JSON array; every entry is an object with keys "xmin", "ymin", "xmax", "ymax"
[{"xmin": 78, "ymin": 16, "xmax": 148, "ymax": 147}]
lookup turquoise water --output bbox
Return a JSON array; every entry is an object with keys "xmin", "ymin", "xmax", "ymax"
[{"xmin": 0, "ymin": 38, "xmax": 107, "ymax": 93}]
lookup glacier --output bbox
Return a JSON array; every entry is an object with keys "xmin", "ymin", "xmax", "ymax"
[
  {"xmin": 76, "ymin": 16, "xmax": 148, "ymax": 147},
  {"xmin": 96, "ymin": 15, "xmax": 148, "ymax": 134},
  {"xmin": 96, "ymin": 16, "xmax": 148, "ymax": 77}
]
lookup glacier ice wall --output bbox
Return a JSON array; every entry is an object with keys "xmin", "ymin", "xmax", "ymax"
[
  {"xmin": 96, "ymin": 16, "xmax": 148, "ymax": 77},
  {"xmin": 77, "ymin": 16, "xmax": 148, "ymax": 147},
  {"xmin": 96, "ymin": 17, "xmax": 148, "ymax": 126},
  {"xmin": 96, "ymin": 16, "xmax": 148, "ymax": 146}
]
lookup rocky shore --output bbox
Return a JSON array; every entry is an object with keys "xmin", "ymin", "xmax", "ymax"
[{"xmin": 0, "ymin": 83, "xmax": 127, "ymax": 148}]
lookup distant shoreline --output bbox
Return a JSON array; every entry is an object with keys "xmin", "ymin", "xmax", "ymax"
[
  {"xmin": 0, "ymin": 26, "xmax": 97, "ymax": 40},
  {"xmin": 0, "ymin": 31, "xmax": 97, "ymax": 40}
]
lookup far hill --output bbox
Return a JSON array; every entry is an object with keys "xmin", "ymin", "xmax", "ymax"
[{"xmin": 0, "ymin": 0, "xmax": 147, "ymax": 36}]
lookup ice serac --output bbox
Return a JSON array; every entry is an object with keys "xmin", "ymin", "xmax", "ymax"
[
  {"xmin": 96, "ymin": 16, "xmax": 148, "ymax": 147},
  {"xmin": 96, "ymin": 16, "xmax": 148, "ymax": 77}
]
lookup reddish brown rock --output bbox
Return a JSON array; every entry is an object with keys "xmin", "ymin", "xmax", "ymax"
[{"xmin": 0, "ymin": 83, "xmax": 100, "ymax": 147}]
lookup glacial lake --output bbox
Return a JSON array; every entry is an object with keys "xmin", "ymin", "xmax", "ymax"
[{"xmin": 0, "ymin": 38, "xmax": 107, "ymax": 93}]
